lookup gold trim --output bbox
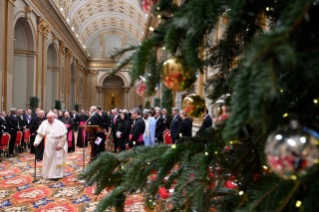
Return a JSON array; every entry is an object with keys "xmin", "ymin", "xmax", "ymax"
[{"xmin": 14, "ymin": 50, "xmax": 38, "ymax": 56}]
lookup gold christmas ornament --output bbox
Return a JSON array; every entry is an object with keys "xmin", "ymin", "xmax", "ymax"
[
  {"xmin": 265, "ymin": 121, "xmax": 319, "ymax": 178},
  {"xmin": 162, "ymin": 57, "xmax": 197, "ymax": 91},
  {"xmin": 182, "ymin": 94, "xmax": 206, "ymax": 118},
  {"xmin": 135, "ymin": 76, "xmax": 158, "ymax": 97}
]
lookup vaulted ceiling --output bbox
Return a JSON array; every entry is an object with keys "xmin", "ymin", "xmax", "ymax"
[{"xmin": 52, "ymin": 0, "xmax": 148, "ymax": 48}]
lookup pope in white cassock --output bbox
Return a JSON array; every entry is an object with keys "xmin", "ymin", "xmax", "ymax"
[{"xmin": 34, "ymin": 112, "xmax": 68, "ymax": 180}]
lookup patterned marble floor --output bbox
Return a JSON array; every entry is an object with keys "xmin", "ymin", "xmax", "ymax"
[{"xmin": 0, "ymin": 148, "xmax": 149, "ymax": 212}]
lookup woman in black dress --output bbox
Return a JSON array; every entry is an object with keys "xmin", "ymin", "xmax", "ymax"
[{"xmin": 116, "ymin": 112, "xmax": 130, "ymax": 151}]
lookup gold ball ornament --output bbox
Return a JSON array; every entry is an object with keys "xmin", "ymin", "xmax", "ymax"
[
  {"xmin": 135, "ymin": 76, "xmax": 158, "ymax": 97},
  {"xmin": 182, "ymin": 94, "xmax": 206, "ymax": 118},
  {"xmin": 162, "ymin": 57, "xmax": 197, "ymax": 91},
  {"xmin": 265, "ymin": 122, "xmax": 319, "ymax": 178}
]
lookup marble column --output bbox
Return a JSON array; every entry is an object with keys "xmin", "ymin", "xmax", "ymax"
[
  {"xmin": 2, "ymin": 0, "xmax": 16, "ymax": 111},
  {"xmin": 90, "ymin": 70, "xmax": 98, "ymax": 106}
]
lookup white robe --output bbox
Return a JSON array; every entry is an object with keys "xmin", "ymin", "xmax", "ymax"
[
  {"xmin": 34, "ymin": 119, "xmax": 68, "ymax": 179},
  {"xmin": 143, "ymin": 117, "xmax": 156, "ymax": 146}
]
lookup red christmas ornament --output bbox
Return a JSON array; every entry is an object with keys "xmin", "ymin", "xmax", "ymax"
[
  {"xmin": 140, "ymin": 0, "xmax": 160, "ymax": 14},
  {"xmin": 135, "ymin": 76, "xmax": 157, "ymax": 97}
]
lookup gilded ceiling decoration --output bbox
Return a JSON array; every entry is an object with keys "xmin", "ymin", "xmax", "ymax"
[{"xmin": 52, "ymin": 0, "xmax": 147, "ymax": 47}]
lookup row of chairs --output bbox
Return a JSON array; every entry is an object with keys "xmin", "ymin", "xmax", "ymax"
[{"xmin": 0, "ymin": 129, "xmax": 31, "ymax": 159}]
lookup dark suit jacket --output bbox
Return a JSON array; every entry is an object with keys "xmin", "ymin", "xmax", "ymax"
[
  {"xmin": 155, "ymin": 116, "xmax": 165, "ymax": 138},
  {"xmin": 17, "ymin": 115, "xmax": 28, "ymax": 129},
  {"xmin": 111, "ymin": 114, "xmax": 121, "ymax": 134},
  {"xmin": 163, "ymin": 114, "xmax": 172, "ymax": 129},
  {"xmin": 102, "ymin": 111, "xmax": 110, "ymax": 130},
  {"xmin": 177, "ymin": 117, "xmax": 193, "ymax": 139},
  {"xmin": 129, "ymin": 117, "xmax": 145, "ymax": 147},
  {"xmin": 29, "ymin": 116, "xmax": 39, "ymax": 135},
  {"xmin": 170, "ymin": 114, "xmax": 182, "ymax": 140},
  {"xmin": 0, "ymin": 116, "xmax": 7, "ymax": 132},
  {"xmin": 197, "ymin": 115, "xmax": 213, "ymax": 134},
  {"xmin": 62, "ymin": 118, "xmax": 74, "ymax": 131},
  {"xmin": 6, "ymin": 115, "xmax": 20, "ymax": 132},
  {"xmin": 88, "ymin": 112, "xmax": 105, "ymax": 129}
]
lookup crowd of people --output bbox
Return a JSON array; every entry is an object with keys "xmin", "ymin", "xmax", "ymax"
[{"xmin": 0, "ymin": 106, "xmax": 213, "ymax": 162}]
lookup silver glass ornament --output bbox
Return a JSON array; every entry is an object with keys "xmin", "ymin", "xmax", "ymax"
[{"xmin": 265, "ymin": 121, "xmax": 319, "ymax": 178}]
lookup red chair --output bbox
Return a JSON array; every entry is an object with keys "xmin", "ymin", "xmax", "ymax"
[
  {"xmin": 163, "ymin": 130, "xmax": 173, "ymax": 145},
  {"xmin": 0, "ymin": 133, "xmax": 11, "ymax": 158},
  {"xmin": 163, "ymin": 129, "xmax": 170, "ymax": 137},
  {"xmin": 24, "ymin": 129, "xmax": 30, "ymax": 149},
  {"xmin": 15, "ymin": 131, "xmax": 23, "ymax": 153}
]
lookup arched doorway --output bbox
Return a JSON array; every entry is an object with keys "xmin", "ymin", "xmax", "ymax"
[
  {"xmin": 70, "ymin": 63, "xmax": 76, "ymax": 110},
  {"xmin": 103, "ymin": 76, "xmax": 125, "ymax": 111},
  {"xmin": 47, "ymin": 43, "xmax": 59, "ymax": 110},
  {"xmin": 13, "ymin": 17, "xmax": 35, "ymax": 109}
]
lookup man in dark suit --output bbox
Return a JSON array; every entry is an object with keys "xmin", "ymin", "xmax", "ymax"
[
  {"xmin": 87, "ymin": 106, "xmax": 106, "ymax": 158},
  {"xmin": 29, "ymin": 110, "xmax": 39, "ymax": 154},
  {"xmin": 162, "ymin": 108, "xmax": 172, "ymax": 130},
  {"xmin": 76, "ymin": 109, "xmax": 89, "ymax": 147},
  {"xmin": 62, "ymin": 111, "xmax": 75, "ymax": 152},
  {"xmin": 170, "ymin": 108, "xmax": 182, "ymax": 144},
  {"xmin": 177, "ymin": 110, "xmax": 193, "ymax": 140},
  {"xmin": 111, "ymin": 108, "xmax": 121, "ymax": 153},
  {"xmin": 197, "ymin": 109, "xmax": 213, "ymax": 134},
  {"xmin": 17, "ymin": 109, "xmax": 28, "ymax": 152},
  {"xmin": 0, "ymin": 111, "xmax": 7, "ymax": 142},
  {"xmin": 155, "ymin": 110, "xmax": 165, "ymax": 143},
  {"xmin": 34, "ymin": 110, "xmax": 46, "ymax": 161},
  {"xmin": 6, "ymin": 108, "xmax": 20, "ymax": 157},
  {"xmin": 127, "ymin": 108, "xmax": 145, "ymax": 148}
]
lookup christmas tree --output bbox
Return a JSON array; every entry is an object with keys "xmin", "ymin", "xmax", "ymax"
[{"xmin": 80, "ymin": 0, "xmax": 319, "ymax": 211}]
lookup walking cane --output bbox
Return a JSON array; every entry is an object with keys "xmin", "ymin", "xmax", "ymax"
[{"xmin": 33, "ymin": 149, "xmax": 37, "ymax": 183}]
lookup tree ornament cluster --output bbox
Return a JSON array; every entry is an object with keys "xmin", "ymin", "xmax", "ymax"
[
  {"xmin": 182, "ymin": 94, "xmax": 206, "ymax": 118},
  {"xmin": 265, "ymin": 121, "xmax": 319, "ymax": 178},
  {"xmin": 161, "ymin": 57, "xmax": 197, "ymax": 92}
]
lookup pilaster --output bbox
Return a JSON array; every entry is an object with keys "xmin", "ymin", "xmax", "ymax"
[
  {"xmin": 0, "ymin": 0, "xmax": 4, "ymax": 110},
  {"xmin": 65, "ymin": 48, "xmax": 73, "ymax": 110},
  {"xmin": 37, "ymin": 17, "xmax": 51, "ymax": 109},
  {"xmin": 58, "ymin": 41, "xmax": 65, "ymax": 100},
  {"xmin": 3, "ymin": 0, "xmax": 16, "ymax": 111},
  {"xmin": 90, "ymin": 70, "xmax": 98, "ymax": 106},
  {"xmin": 123, "ymin": 87, "xmax": 130, "ymax": 109}
]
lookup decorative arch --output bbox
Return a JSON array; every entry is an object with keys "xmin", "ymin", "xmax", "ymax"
[
  {"xmin": 99, "ymin": 72, "xmax": 129, "ymax": 87},
  {"xmin": 46, "ymin": 43, "xmax": 59, "ymax": 110},
  {"xmin": 14, "ymin": 12, "xmax": 36, "ymax": 52},
  {"xmin": 13, "ymin": 16, "xmax": 37, "ymax": 109}
]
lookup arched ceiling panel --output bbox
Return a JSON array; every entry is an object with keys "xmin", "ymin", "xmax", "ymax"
[
  {"xmin": 52, "ymin": 0, "xmax": 147, "ymax": 46},
  {"xmin": 81, "ymin": 17, "xmax": 141, "ymax": 44}
]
